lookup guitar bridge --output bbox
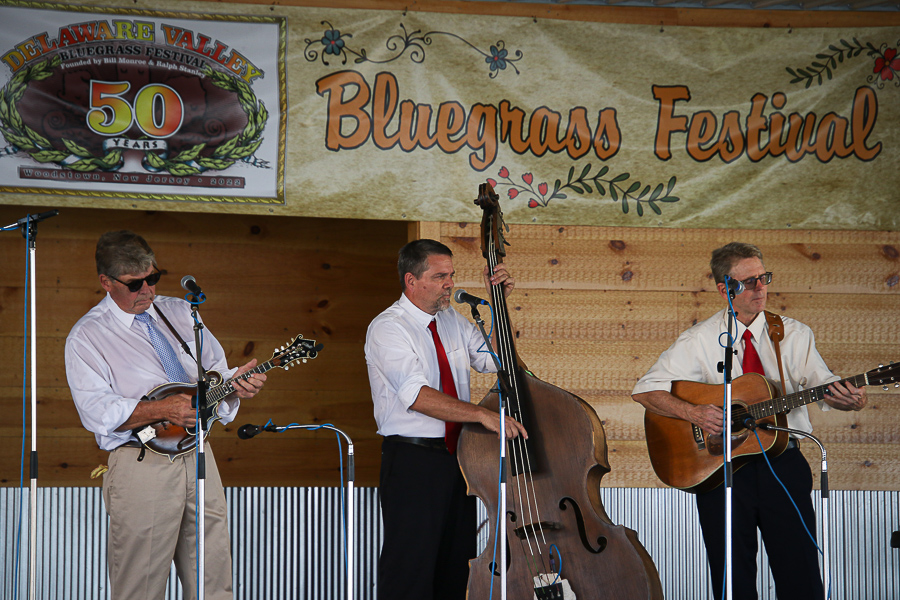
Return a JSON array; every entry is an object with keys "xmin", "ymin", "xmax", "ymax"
[{"xmin": 692, "ymin": 424, "xmax": 706, "ymax": 450}]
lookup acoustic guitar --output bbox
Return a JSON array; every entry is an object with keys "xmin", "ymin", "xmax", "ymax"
[
  {"xmin": 644, "ymin": 363, "xmax": 898, "ymax": 493},
  {"xmin": 133, "ymin": 334, "xmax": 321, "ymax": 459}
]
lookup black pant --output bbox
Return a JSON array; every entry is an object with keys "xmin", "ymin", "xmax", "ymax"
[
  {"xmin": 696, "ymin": 447, "xmax": 824, "ymax": 600},
  {"xmin": 377, "ymin": 438, "xmax": 477, "ymax": 600}
]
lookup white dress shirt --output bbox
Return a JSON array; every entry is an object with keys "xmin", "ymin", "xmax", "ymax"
[
  {"xmin": 365, "ymin": 293, "xmax": 497, "ymax": 437},
  {"xmin": 65, "ymin": 294, "xmax": 239, "ymax": 451},
  {"xmin": 633, "ymin": 308, "xmax": 838, "ymax": 434}
]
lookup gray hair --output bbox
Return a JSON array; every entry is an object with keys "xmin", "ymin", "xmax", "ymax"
[
  {"xmin": 709, "ymin": 242, "xmax": 764, "ymax": 284},
  {"xmin": 95, "ymin": 230, "xmax": 156, "ymax": 278}
]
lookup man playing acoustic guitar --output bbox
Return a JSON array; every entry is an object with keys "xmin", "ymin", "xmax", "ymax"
[
  {"xmin": 632, "ymin": 242, "xmax": 867, "ymax": 600},
  {"xmin": 65, "ymin": 230, "xmax": 266, "ymax": 599}
]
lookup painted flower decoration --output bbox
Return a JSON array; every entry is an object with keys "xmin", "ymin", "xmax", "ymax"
[
  {"xmin": 322, "ymin": 29, "xmax": 345, "ymax": 56},
  {"xmin": 874, "ymin": 48, "xmax": 900, "ymax": 80},
  {"xmin": 492, "ymin": 165, "xmax": 550, "ymax": 207},
  {"xmin": 486, "ymin": 45, "xmax": 508, "ymax": 72},
  {"xmin": 487, "ymin": 163, "xmax": 678, "ymax": 215}
]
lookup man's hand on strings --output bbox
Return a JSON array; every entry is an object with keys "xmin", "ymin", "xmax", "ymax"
[
  {"xmin": 231, "ymin": 358, "xmax": 267, "ymax": 399},
  {"xmin": 824, "ymin": 380, "xmax": 867, "ymax": 411},
  {"xmin": 691, "ymin": 404, "xmax": 725, "ymax": 436},
  {"xmin": 484, "ymin": 263, "xmax": 515, "ymax": 299},
  {"xmin": 478, "ymin": 408, "xmax": 528, "ymax": 440}
]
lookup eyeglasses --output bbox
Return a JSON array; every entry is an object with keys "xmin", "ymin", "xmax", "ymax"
[
  {"xmin": 738, "ymin": 272, "xmax": 773, "ymax": 290},
  {"xmin": 109, "ymin": 270, "xmax": 162, "ymax": 292}
]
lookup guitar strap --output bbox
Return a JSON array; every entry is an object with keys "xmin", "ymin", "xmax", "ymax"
[
  {"xmin": 154, "ymin": 304, "xmax": 197, "ymax": 363},
  {"xmin": 764, "ymin": 310, "xmax": 788, "ymax": 396}
]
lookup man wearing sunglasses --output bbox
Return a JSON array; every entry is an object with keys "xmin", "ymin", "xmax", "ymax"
[
  {"xmin": 632, "ymin": 242, "xmax": 867, "ymax": 600},
  {"xmin": 65, "ymin": 230, "xmax": 266, "ymax": 600}
]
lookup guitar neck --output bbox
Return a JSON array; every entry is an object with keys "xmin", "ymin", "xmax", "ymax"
[
  {"xmin": 748, "ymin": 372, "xmax": 868, "ymax": 420},
  {"xmin": 208, "ymin": 361, "xmax": 275, "ymax": 403}
]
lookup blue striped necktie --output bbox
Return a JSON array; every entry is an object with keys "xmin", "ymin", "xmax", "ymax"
[{"xmin": 134, "ymin": 312, "xmax": 190, "ymax": 383}]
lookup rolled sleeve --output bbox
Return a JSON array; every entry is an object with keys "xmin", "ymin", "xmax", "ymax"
[
  {"xmin": 367, "ymin": 320, "xmax": 430, "ymax": 411},
  {"xmin": 632, "ymin": 330, "xmax": 709, "ymax": 396}
]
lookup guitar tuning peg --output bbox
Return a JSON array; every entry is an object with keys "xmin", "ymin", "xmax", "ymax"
[
  {"xmin": 879, "ymin": 364, "xmax": 884, "ymax": 368},
  {"xmin": 284, "ymin": 365, "xmax": 289, "ymax": 371},
  {"xmin": 281, "ymin": 345, "xmax": 285, "ymax": 350},
  {"xmin": 884, "ymin": 385, "xmax": 889, "ymax": 391},
  {"xmin": 302, "ymin": 358, "xmax": 307, "ymax": 363}
]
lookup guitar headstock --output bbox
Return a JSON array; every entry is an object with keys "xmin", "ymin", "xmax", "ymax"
[
  {"xmin": 474, "ymin": 181, "xmax": 509, "ymax": 260},
  {"xmin": 868, "ymin": 362, "xmax": 900, "ymax": 390},
  {"xmin": 270, "ymin": 335, "xmax": 322, "ymax": 370}
]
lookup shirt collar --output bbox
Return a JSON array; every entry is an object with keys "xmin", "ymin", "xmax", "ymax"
[
  {"xmin": 398, "ymin": 292, "xmax": 440, "ymax": 329},
  {"xmin": 721, "ymin": 308, "xmax": 767, "ymax": 341},
  {"xmin": 746, "ymin": 310, "xmax": 768, "ymax": 341},
  {"xmin": 104, "ymin": 293, "xmax": 158, "ymax": 328}
]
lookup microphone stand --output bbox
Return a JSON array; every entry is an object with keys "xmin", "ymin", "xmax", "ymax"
[
  {"xmin": 188, "ymin": 293, "xmax": 209, "ymax": 600},
  {"xmin": 760, "ymin": 423, "xmax": 830, "ymax": 600},
  {"xmin": 719, "ymin": 281, "xmax": 739, "ymax": 600},
  {"xmin": 467, "ymin": 302, "xmax": 508, "ymax": 600},
  {"xmin": 2, "ymin": 209, "xmax": 59, "ymax": 600},
  {"xmin": 247, "ymin": 423, "xmax": 355, "ymax": 600}
]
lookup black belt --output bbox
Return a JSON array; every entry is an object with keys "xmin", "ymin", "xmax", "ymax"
[{"xmin": 384, "ymin": 435, "xmax": 448, "ymax": 452}]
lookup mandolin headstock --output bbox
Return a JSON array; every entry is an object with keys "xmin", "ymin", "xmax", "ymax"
[
  {"xmin": 269, "ymin": 335, "xmax": 323, "ymax": 371},
  {"xmin": 475, "ymin": 182, "xmax": 509, "ymax": 260}
]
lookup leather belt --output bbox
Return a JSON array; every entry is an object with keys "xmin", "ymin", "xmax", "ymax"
[{"xmin": 384, "ymin": 435, "xmax": 448, "ymax": 452}]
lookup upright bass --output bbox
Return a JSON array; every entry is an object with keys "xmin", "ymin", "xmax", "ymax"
[{"xmin": 457, "ymin": 183, "xmax": 663, "ymax": 600}]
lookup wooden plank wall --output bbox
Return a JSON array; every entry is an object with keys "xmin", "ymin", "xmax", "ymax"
[
  {"xmin": 0, "ymin": 205, "xmax": 408, "ymax": 487},
  {"xmin": 2, "ymin": 209, "xmax": 898, "ymax": 491},
  {"xmin": 435, "ymin": 222, "xmax": 900, "ymax": 491}
]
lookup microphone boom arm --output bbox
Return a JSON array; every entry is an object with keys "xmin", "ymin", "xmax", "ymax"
[{"xmin": 238, "ymin": 421, "xmax": 355, "ymax": 600}]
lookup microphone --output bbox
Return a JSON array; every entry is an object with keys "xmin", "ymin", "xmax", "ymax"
[
  {"xmin": 181, "ymin": 275, "xmax": 204, "ymax": 297},
  {"xmin": 454, "ymin": 289, "xmax": 488, "ymax": 307},
  {"xmin": 725, "ymin": 277, "xmax": 745, "ymax": 298},
  {"xmin": 5, "ymin": 209, "xmax": 60, "ymax": 234},
  {"xmin": 22, "ymin": 209, "xmax": 60, "ymax": 225},
  {"xmin": 237, "ymin": 423, "xmax": 267, "ymax": 439}
]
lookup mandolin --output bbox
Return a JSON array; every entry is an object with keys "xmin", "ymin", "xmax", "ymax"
[{"xmin": 133, "ymin": 334, "xmax": 321, "ymax": 459}]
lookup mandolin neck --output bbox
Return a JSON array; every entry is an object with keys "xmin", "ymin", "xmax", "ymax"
[{"xmin": 207, "ymin": 360, "xmax": 276, "ymax": 403}]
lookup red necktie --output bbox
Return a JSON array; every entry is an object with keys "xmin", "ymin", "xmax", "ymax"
[
  {"xmin": 427, "ymin": 319, "xmax": 462, "ymax": 454},
  {"xmin": 742, "ymin": 329, "xmax": 765, "ymax": 376}
]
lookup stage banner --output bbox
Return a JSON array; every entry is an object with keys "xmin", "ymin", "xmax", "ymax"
[
  {"xmin": 0, "ymin": 1, "xmax": 285, "ymax": 203},
  {"xmin": 0, "ymin": 1, "xmax": 897, "ymax": 230}
]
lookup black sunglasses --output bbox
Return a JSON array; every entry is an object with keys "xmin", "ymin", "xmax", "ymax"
[{"xmin": 109, "ymin": 271, "xmax": 162, "ymax": 292}]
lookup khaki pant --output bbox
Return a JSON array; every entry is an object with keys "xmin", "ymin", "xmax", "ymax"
[{"xmin": 102, "ymin": 443, "xmax": 233, "ymax": 600}]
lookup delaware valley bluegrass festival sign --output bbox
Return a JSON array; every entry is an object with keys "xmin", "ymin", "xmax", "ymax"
[
  {"xmin": 0, "ymin": 1, "xmax": 897, "ymax": 229},
  {"xmin": 0, "ymin": 3, "xmax": 285, "ymax": 203}
]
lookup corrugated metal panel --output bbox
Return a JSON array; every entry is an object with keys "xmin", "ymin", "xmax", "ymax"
[{"xmin": 2, "ymin": 487, "xmax": 897, "ymax": 599}]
